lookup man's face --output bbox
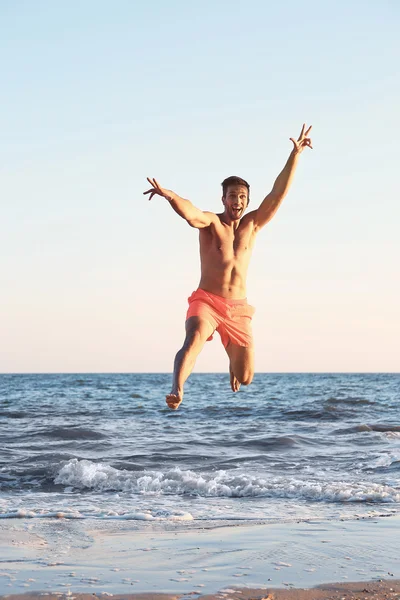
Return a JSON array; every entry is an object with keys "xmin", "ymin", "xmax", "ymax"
[{"xmin": 222, "ymin": 185, "xmax": 249, "ymax": 221}]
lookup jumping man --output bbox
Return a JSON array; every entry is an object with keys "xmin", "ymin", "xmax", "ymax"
[{"xmin": 144, "ymin": 124, "xmax": 313, "ymax": 409}]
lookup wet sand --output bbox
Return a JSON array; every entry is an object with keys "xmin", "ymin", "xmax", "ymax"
[
  {"xmin": 1, "ymin": 580, "xmax": 400, "ymax": 599},
  {"xmin": 0, "ymin": 515, "xmax": 399, "ymax": 598}
]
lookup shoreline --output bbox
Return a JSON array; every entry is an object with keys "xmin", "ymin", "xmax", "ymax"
[
  {"xmin": 1, "ymin": 579, "xmax": 400, "ymax": 599},
  {"xmin": 0, "ymin": 515, "xmax": 399, "ymax": 597}
]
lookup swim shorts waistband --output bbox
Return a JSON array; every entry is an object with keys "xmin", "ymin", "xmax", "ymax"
[{"xmin": 197, "ymin": 288, "xmax": 248, "ymax": 305}]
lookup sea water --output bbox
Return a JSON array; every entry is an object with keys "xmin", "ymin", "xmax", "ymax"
[{"xmin": 0, "ymin": 373, "xmax": 399, "ymax": 525}]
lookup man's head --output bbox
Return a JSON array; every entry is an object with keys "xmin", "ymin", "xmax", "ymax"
[{"xmin": 221, "ymin": 176, "xmax": 250, "ymax": 221}]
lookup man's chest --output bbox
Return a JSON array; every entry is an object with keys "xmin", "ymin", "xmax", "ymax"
[{"xmin": 200, "ymin": 224, "xmax": 255, "ymax": 258}]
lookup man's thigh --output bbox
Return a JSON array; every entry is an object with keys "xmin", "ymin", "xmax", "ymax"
[
  {"xmin": 225, "ymin": 342, "xmax": 254, "ymax": 385},
  {"xmin": 184, "ymin": 316, "xmax": 216, "ymax": 347}
]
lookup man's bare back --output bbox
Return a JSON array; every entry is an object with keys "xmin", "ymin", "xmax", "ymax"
[{"xmin": 143, "ymin": 124, "xmax": 313, "ymax": 409}]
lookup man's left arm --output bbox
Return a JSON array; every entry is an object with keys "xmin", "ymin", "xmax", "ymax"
[{"xmin": 251, "ymin": 124, "xmax": 312, "ymax": 231}]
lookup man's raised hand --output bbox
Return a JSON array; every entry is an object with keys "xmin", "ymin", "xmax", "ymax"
[
  {"xmin": 143, "ymin": 177, "xmax": 169, "ymax": 201},
  {"xmin": 290, "ymin": 124, "xmax": 313, "ymax": 154}
]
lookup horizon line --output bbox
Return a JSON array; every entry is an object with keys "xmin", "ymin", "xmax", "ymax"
[{"xmin": 1, "ymin": 371, "xmax": 399, "ymax": 376}]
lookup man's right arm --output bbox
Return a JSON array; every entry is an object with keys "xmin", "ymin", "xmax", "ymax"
[{"xmin": 144, "ymin": 178, "xmax": 214, "ymax": 229}]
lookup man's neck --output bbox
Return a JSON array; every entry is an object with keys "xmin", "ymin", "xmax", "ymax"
[{"xmin": 219, "ymin": 212, "xmax": 242, "ymax": 230}]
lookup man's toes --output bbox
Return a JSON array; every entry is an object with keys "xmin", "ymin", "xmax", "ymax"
[
  {"xmin": 166, "ymin": 394, "xmax": 182, "ymax": 410},
  {"xmin": 230, "ymin": 374, "xmax": 241, "ymax": 393},
  {"xmin": 230, "ymin": 371, "xmax": 235, "ymax": 392},
  {"xmin": 166, "ymin": 401, "xmax": 179, "ymax": 410}
]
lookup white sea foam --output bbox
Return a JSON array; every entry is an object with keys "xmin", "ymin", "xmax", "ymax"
[
  {"xmin": 385, "ymin": 431, "xmax": 400, "ymax": 439},
  {"xmin": 54, "ymin": 459, "xmax": 400, "ymax": 503},
  {"xmin": 370, "ymin": 451, "xmax": 400, "ymax": 468},
  {"xmin": 0, "ymin": 506, "xmax": 193, "ymax": 521}
]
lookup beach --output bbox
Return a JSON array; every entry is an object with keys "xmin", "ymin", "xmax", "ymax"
[
  {"xmin": 1, "ymin": 373, "xmax": 399, "ymax": 598},
  {"xmin": 1, "ymin": 515, "xmax": 399, "ymax": 598},
  {"xmin": 3, "ymin": 0, "xmax": 400, "ymax": 593}
]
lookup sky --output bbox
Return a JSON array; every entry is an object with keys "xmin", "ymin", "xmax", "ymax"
[{"xmin": 1, "ymin": 0, "xmax": 399, "ymax": 373}]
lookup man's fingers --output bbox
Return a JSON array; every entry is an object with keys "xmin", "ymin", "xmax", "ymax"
[
  {"xmin": 305, "ymin": 125, "xmax": 312, "ymax": 136},
  {"xmin": 146, "ymin": 176, "xmax": 159, "ymax": 188},
  {"xmin": 146, "ymin": 177, "xmax": 163, "ymax": 192},
  {"xmin": 290, "ymin": 135, "xmax": 313, "ymax": 151},
  {"xmin": 153, "ymin": 178, "xmax": 162, "ymax": 190},
  {"xmin": 143, "ymin": 188, "xmax": 158, "ymax": 199}
]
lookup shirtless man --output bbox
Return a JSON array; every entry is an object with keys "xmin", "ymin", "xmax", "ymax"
[{"xmin": 144, "ymin": 124, "xmax": 312, "ymax": 409}]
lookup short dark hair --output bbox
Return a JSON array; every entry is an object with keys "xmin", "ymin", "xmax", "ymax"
[{"xmin": 221, "ymin": 176, "xmax": 250, "ymax": 204}]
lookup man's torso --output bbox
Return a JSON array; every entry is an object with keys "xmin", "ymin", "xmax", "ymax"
[{"xmin": 198, "ymin": 213, "xmax": 257, "ymax": 299}]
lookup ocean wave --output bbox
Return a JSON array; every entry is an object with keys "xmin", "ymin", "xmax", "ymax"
[
  {"xmin": 54, "ymin": 459, "xmax": 400, "ymax": 503},
  {"xmin": 324, "ymin": 396, "xmax": 374, "ymax": 405},
  {"xmin": 0, "ymin": 410, "xmax": 28, "ymax": 418},
  {"xmin": 32, "ymin": 427, "xmax": 107, "ymax": 440},
  {"xmin": 282, "ymin": 408, "xmax": 345, "ymax": 421},
  {"xmin": 368, "ymin": 451, "xmax": 400, "ymax": 470},
  {"xmin": 368, "ymin": 424, "xmax": 400, "ymax": 432},
  {"xmin": 0, "ymin": 507, "xmax": 193, "ymax": 521},
  {"xmin": 240, "ymin": 435, "xmax": 324, "ymax": 450},
  {"xmin": 335, "ymin": 424, "xmax": 400, "ymax": 435}
]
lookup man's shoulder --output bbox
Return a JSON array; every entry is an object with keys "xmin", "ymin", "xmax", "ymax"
[
  {"xmin": 202, "ymin": 211, "xmax": 221, "ymax": 226},
  {"xmin": 196, "ymin": 212, "xmax": 218, "ymax": 235},
  {"xmin": 241, "ymin": 209, "xmax": 257, "ymax": 222},
  {"xmin": 240, "ymin": 210, "xmax": 258, "ymax": 228}
]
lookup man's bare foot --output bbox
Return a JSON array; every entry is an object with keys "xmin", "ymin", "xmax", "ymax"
[
  {"xmin": 166, "ymin": 391, "xmax": 183, "ymax": 410},
  {"xmin": 230, "ymin": 368, "xmax": 241, "ymax": 393}
]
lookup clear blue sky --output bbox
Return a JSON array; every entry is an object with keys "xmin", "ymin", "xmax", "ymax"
[{"xmin": 1, "ymin": 1, "xmax": 399, "ymax": 372}]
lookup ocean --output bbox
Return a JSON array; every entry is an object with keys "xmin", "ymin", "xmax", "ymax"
[{"xmin": 1, "ymin": 373, "xmax": 399, "ymax": 525}]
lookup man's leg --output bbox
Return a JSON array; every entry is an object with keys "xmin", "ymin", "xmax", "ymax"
[
  {"xmin": 167, "ymin": 316, "xmax": 214, "ymax": 410},
  {"xmin": 225, "ymin": 343, "xmax": 254, "ymax": 393}
]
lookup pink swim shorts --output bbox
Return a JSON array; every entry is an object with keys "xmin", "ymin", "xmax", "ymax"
[{"xmin": 186, "ymin": 288, "xmax": 255, "ymax": 348}]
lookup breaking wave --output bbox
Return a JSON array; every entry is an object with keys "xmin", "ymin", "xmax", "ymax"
[{"xmin": 54, "ymin": 459, "xmax": 400, "ymax": 503}]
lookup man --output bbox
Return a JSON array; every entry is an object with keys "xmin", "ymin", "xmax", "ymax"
[{"xmin": 144, "ymin": 124, "xmax": 313, "ymax": 409}]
